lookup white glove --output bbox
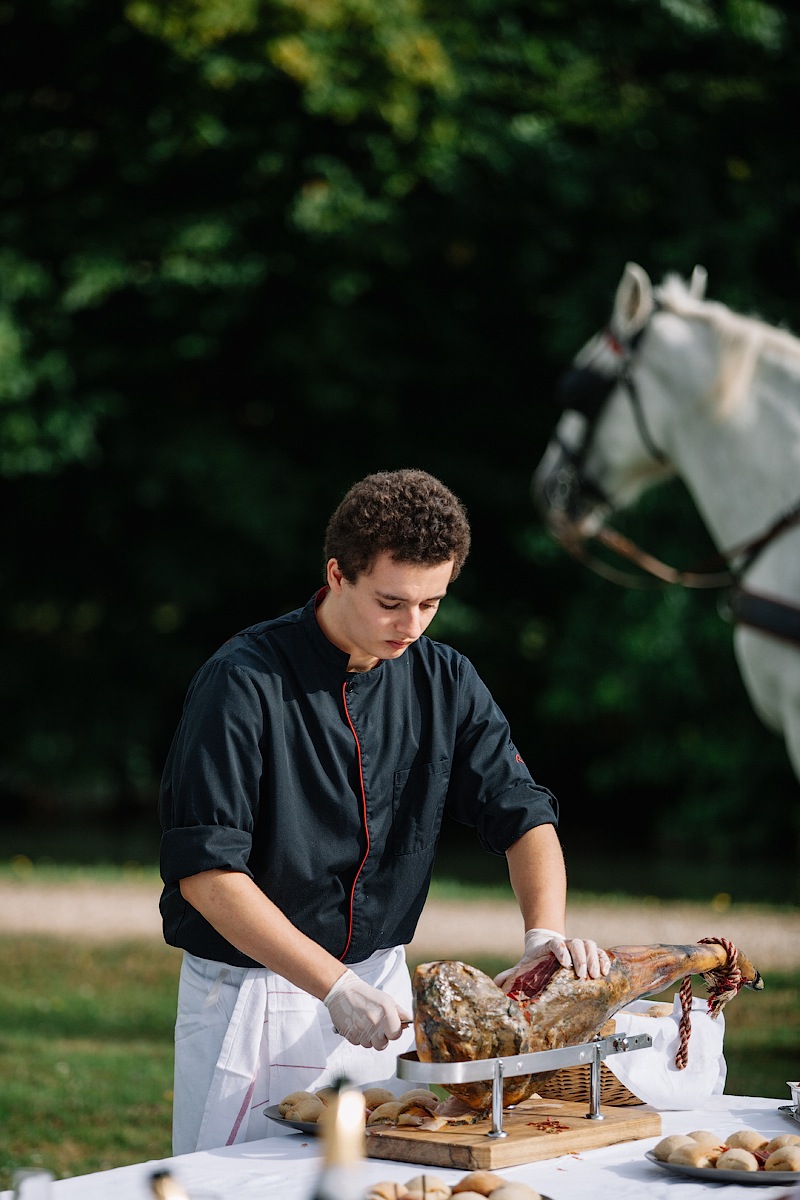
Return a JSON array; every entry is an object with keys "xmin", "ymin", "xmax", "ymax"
[
  {"xmin": 494, "ymin": 927, "xmax": 611, "ymax": 990},
  {"xmin": 323, "ymin": 969, "xmax": 411, "ymax": 1051}
]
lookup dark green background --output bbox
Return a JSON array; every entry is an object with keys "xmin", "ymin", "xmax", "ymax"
[{"xmin": 1, "ymin": 0, "xmax": 798, "ymax": 880}]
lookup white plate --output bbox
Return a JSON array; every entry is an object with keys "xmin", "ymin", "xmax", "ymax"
[
  {"xmin": 645, "ymin": 1150, "xmax": 800, "ymax": 1185},
  {"xmin": 263, "ymin": 1105, "xmax": 320, "ymax": 1135}
]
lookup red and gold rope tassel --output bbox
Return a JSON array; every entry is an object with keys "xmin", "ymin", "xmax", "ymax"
[{"xmin": 675, "ymin": 936, "xmax": 744, "ymax": 1070}]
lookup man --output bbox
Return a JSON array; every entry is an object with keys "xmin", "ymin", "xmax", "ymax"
[{"xmin": 159, "ymin": 468, "xmax": 609, "ymax": 1155}]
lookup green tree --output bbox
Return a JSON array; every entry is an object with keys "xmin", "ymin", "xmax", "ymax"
[{"xmin": 0, "ymin": 0, "xmax": 797, "ymax": 859}]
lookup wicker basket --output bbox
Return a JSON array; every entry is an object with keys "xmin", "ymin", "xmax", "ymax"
[{"xmin": 535, "ymin": 1064, "xmax": 644, "ymax": 1107}]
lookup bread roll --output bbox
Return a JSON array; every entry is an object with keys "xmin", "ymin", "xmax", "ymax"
[
  {"xmin": 278, "ymin": 1090, "xmax": 316, "ymax": 1115},
  {"xmin": 685, "ymin": 1131, "xmax": 725, "ymax": 1162},
  {"xmin": 404, "ymin": 1174, "xmax": 450, "ymax": 1199},
  {"xmin": 397, "ymin": 1093, "xmax": 441, "ymax": 1126},
  {"xmin": 716, "ymin": 1148, "xmax": 759, "ymax": 1171},
  {"xmin": 765, "ymin": 1133, "xmax": 800, "ymax": 1154},
  {"xmin": 366, "ymin": 1185, "xmax": 409, "ymax": 1200},
  {"xmin": 363, "ymin": 1087, "xmax": 397, "ymax": 1110},
  {"xmin": 726, "ymin": 1128, "xmax": 768, "ymax": 1153},
  {"xmin": 765, "ymin": 1145, "xmax": 800, "ymax": 1171},
  {"xmin": 451, "ymin": 1171, "xmax": 505, "ymax": 1195},
  {"xmin": 652, "ymin": 1134, "xmax": 694, "ymax": 1162},
  {"xmin": 668, "ymin": 1142, "xmax": 716, "ymax": 1168},
  {"xmin": 398, "ymin": 1089, "xmax": 441, "ymax": 1108},
  {"xmin": 279, "ymin": 1094, "xmax": 325, "ymax": 1122},
  {"xmin": 687, "ymin": 1129, "xmax": 722, "ymax": 1146},
  {"xmin": 367, "ymin": 1101, "xmax": 404, "ymax": 1126}
]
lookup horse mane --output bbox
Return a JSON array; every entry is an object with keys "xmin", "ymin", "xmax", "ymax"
[{"xmin": 655, "ymin": 273, "xmax": 800, "ymax": 416}]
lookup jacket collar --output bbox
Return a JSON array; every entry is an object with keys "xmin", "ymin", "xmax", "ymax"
[{"xmin": 304, "ymin": 587, "xmax": 392, "ymax": 677}]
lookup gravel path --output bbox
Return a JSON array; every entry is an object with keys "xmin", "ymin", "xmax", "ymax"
[{"xmin": 1, "ymin": 879, "xmax": 797, "ymax": 969}]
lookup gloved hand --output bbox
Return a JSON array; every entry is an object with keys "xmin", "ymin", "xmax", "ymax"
[
  {"xmin": 323, "ymin": 969, "xmax": 412, "ymax": 1051},
  {"xmin": 494, "ymin": 927, "xmax": 611, "ymax": 991}
]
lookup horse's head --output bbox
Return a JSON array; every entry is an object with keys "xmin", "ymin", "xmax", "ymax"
[{"xmin": 533, "ymin": 262, "xmax": 707, "ymax": 540}]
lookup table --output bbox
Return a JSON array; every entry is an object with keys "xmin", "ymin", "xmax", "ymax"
[{"xmin": 3, "ymin": 1097, "xmax": 798, "ymax": 1199}]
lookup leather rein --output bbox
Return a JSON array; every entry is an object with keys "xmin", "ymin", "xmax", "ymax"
[
  {"xmin": 560, "ymin": 510, "xmax": 800, "ymax": 650},
  {"xmin": 559, "ymin": 498, "xmax": 800, "ymax": 592}
]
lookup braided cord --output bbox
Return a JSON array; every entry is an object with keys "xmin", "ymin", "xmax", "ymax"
[
  {"xmin": 675, "ymin": 974, "xmax": 694, "ymax": 1070},
  {"xmin": 675, "ymin": 937, "xmax": 743, "ymax": 1070}
]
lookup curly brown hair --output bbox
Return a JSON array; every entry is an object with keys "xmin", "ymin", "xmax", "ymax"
[{"xmin": 323, "ymin": 469, "xmax": 471, "ymax": 582}]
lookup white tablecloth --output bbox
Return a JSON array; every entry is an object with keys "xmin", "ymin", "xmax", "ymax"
[{"xmin": 4, "ymin": 1097, "xmax": 798, "ymax": 1199}]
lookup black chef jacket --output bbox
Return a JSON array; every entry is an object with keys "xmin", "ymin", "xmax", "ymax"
[{"xmin": 158, "ymin": 591, "xmax": 559, "ymax": 967}]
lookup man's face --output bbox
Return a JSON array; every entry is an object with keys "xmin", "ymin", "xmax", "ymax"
[{"xmin": 322, "ymin": 550, "xmax": 454, "ymax": 671}]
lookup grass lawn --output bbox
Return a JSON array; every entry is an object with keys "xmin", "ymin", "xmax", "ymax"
[
  {"xmin": 1, "ymin": 933, "xmax": 797, "ymax": 1188},
  {"xmin": 0, "ymin": 937, "xmax": 180, "ymax": 1188}
]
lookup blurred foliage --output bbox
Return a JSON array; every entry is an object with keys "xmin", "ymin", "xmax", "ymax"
[{"xmin": 0, "ymin": 0, "xmax": 798, "ymax": 859}]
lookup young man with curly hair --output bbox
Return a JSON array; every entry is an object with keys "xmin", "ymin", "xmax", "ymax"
[{"xmin": 159, "ymin": 468, "xmax": 607, "ymax": 1154}]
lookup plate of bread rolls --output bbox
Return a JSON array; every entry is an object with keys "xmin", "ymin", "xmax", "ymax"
[
  {"xmin": 265, "ymin": 1085, "xmax": 446, "ymax": 1135},
  {"xmin": 646, "ymin": 1127, "xmax": 800, "ymax": 1183}
]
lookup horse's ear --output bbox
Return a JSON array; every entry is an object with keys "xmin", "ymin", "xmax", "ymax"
[
  {"xmin": 611, "ymin": 262, "xmax": 653, "ymax": 340},
  {"xmin": 689, "ymin": 265, "xmax": 708, "ymax": 299}
]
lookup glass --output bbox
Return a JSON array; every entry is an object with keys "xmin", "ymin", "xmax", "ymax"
[{"xmin": 12, "ymin": 1170, "xmax": 54, "ymax": 1199}]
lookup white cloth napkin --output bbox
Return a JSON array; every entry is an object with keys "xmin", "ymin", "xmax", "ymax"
[{"xmin": 603, "ymin": 995, "xmax": 726, "ymax": 1110}]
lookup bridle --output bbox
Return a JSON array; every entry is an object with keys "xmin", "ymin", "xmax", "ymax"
[
  {"xmin": 543, "ymin": 316, "xmax": 800, "ymax": 620},
  {"xmin": 541, "ymin": 317, "xmax": 698, "ymax": 587},
  {"xmin": 542, "ymin": 321, "xmax": 666, "ymax": 528}
]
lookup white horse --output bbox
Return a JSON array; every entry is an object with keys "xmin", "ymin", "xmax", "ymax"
[{"xmin": 532, "ymin": 262, "xmax": 800, "ymax": 786}]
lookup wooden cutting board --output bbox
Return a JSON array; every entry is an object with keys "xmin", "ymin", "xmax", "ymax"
[{"xmin": 365, "ymin": 1097, "xmax": 661, "ymax": 1170}]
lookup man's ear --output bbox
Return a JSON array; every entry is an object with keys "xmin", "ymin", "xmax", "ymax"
[{"xmin": 326, "ymin": 558, "xmax": 345, "ymax": 592}]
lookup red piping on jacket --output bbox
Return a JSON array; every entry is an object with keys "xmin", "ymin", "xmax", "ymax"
[{"xmin": 339, "ymin": 680, "xmax": 371, "ymax": 961}]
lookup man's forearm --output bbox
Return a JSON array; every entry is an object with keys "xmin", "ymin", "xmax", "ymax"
[
  {"xmin": 505, "ymin": 823, "xmax": 567, "ymax": 933},
  {"xmin": 179, "ymin": 869, "xmax": 346, "ymax": 999}
]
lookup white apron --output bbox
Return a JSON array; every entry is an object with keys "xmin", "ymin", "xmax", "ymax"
[{"xmin": 172, "ymin": 945, "xmax": 415, "ymax": 1155}]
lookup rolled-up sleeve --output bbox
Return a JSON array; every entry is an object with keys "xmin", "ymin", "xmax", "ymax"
[
  {"xmin": 160, "ymin": 825, "xmax": 253, "ymax": 884},
  {"xmin": 159, "ymin": 660, "xmax": 265, "ymax": 885}
]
